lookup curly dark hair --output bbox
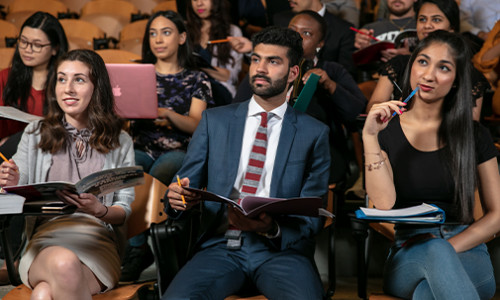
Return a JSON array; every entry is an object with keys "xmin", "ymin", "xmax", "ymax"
[
  {"xmin": 186, "ymin": 0, "xmax": 234, "ymax": 67},
  {"xmin": 38, "ymin": 49, "xmax": 124, "ymax": 154},
  {"xmin": 251, "ymin": 27, "xmax": 304, "ymax": 67}
]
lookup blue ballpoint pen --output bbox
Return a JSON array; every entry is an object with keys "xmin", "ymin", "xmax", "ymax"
[{"xmin": 391, "ymin": 86, "xmax": 419, "ymax": 117}]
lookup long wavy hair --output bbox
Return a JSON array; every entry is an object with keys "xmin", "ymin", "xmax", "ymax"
[
  {"xmin": 2, "ymin": 11, "xmax": 68, "ymax": 111},
  {"xmin": 186, "ymin": 0, "xmax": 234, "ymax": 67},
  {"xmin": 141, "ymin": 10, "xmax": 193, "ymax": 69},
  {"xmin": 414, "ymin": 0, "xmax": 460, "ymax": 32},
  {"xmin": 401, "ymin": 30, "xmax": 475, "ymax": 223},
  {"xmin": 37, "ymin": 50, "xmax": 124, "ymax": 154}
]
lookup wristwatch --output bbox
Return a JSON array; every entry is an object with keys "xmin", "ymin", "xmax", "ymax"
[{"xmin": 258, "ymin": 220, "xmax": 281, "ymax": 239}]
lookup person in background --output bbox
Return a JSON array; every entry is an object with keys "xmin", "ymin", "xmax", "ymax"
[
  {"xmin": 323, "ymin": 0, "xmax": 361, "ymax": 27},
  {"xmin": 473, "ymin": 20, "xmax": 500, "ymax": 118},
  {"xmin": 273, "ymin": 0, "xmax": 357, "ymax": 77},
  {"xmin": 163, "ymin": 27, "xmax": 330, "ymax": 299},
  {"xmin": 354, "ymin": 0, "xmax": 417, "ymax": 63},
  {"xmin": 0, "ymin": 49, "xmax": 135, "ymax": 299},
  {"xmin": 366, "ymin": 0, "xmax": 489, "ymax": 121},
  {"xmin": 363, "ymin": 30, "xmax": 500, "ymax": 299},
  {"xmin": 186, "ymin": 0, "xmax": 243, "ymax": 103},
  {"xmin": 459, "ymin": 0, "xmax": 500, "ymax": 41},
  {"xmin": 122, "ymin": 10, "xmax": 214, "ymax": 282},
  {"xmin": 0, "ymin": 11, "xmax": 68, "ymax": 159},
  {"xmin": 235, "ymin": 0, "xmax": 291, "ymax": 37},
  {"xmin": 0, "ymin": 11, "xmax": 68, "ymax": 285}
]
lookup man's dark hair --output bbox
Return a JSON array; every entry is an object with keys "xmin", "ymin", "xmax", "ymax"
[{"xmin": 251, "ymin": 26, "xmax": 303, "ymax": 67}]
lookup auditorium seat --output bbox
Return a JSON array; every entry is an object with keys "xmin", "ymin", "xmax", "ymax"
[
  {"xmin": 59, "ymin": 19, "xmax": 106, "ymax": 50},
  {"xmin": 80, "ymin": 0, "xmax": 139, "ymax": 40},
  {"xmin": 118, "ymin": 19, "xmax": 147, "ymax": 56},
  {"xmin": 96, "ymin": 49, "xmax": 141, "ymax": 63},
  {"xmin": 59, "ymin": 0, "xmax": 91, "ymax": 15},
  {"xmin": 8, "ymin": 0, "xmax": 67, "ymax": 17},
  {"xmin": 5, "ymin": 11, "xmax": 37, "ymax": 29},
  {"xmin": 0, "ymin": 20, "xmax": 18, "ymax": 48},
  {"xmin": 0, "ymin": 47, "xmax": 15, "ymax": 70},
  {"xmin": 152, "ymin": 0, "xmax": 177, "ymax": 13}
]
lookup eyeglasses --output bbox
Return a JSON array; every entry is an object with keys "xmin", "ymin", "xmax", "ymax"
[{"xmin": 17, "ymin": 38, "xmax": 51, "ymax": 53}]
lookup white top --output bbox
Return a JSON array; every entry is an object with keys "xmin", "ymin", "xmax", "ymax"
[{"xmin": 230, "ymin": 98, "xmax": 287, "ymax": 199}]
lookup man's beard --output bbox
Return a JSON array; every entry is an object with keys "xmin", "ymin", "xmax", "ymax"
[
  {"xmin": 388, "ymin": 1, "xmax": 412, "ymax": 17},
  {"xmin": 250, "ymin": 73, "xmax": 289, "ymax": 98}
]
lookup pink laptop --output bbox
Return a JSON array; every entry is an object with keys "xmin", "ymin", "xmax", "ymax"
[{"xmin": 106, "ymin": 64, "xmax": 158, "ymax": 119}]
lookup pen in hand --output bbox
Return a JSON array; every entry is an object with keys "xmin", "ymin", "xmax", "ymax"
[
  {"xmin": 176, "ymin": 175, "xmax": 187, "ymax": 208},
  {"xmin": 391, "ymin": 86, "xmax": 419, "ymax": 117}
]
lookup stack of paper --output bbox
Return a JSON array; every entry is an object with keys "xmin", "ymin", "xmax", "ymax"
[{"xmin": 355, "ymin": 203, "xmax": 445, "ymax": 224}]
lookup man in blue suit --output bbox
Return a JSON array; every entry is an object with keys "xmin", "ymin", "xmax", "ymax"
[{"xmin": 165, "ymin": 27, "xmax": 331, "ymax": 300}]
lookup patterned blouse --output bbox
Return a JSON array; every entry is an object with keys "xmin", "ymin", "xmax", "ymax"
[{"xmin": 132, "ymin": 69, "xmax": 213, "ymax": 160}]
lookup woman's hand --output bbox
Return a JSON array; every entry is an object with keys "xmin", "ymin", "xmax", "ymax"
[
  {"xmin": 167, "ymin": 177, "xmax": 200, "ymax": 211},
  {"xmin": 363, "ymin": 100, "xmax": 407, "ymax": 136},
  {"xmin": 228, "ymin": 36, "xmax": 252, "ymax": 54},
  {"xmin": 56, "ymin": 190, "xmax": 104, "ymax": 216},
  {"xmin": 303, "ymin": 68, "xmax": 337, "ymax": 95},
  {"xmin": 0, "ymin": 160, "xmax": 19, "ymax": 187}
]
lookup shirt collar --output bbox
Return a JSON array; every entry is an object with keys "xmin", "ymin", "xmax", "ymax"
[
  {"xmin": 248, "ymin": 97, "xmax": 287, "ymax": 120},
  {"xmin": 317, "ymin": 4, "xmax": 326, "ymax": 17}
]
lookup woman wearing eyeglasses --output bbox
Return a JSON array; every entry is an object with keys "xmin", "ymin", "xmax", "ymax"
[
  {"xmin": 0, "ymin": 11, "xmax": 67, "ymax": 285},
  {"xmin": 0, "ymin": 11, "xmax": 68, "ymax": 159}
]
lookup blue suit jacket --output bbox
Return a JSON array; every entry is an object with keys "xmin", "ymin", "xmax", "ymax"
[{"xmin": 168, "ymin": 101, "xmax": 330, "ymax": 256}]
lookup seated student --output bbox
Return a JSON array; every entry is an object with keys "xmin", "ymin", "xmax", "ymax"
[
  {"xmin": 233, "ymin": 11, "xmax": 366, "ymax": 184},
  {"xmin": 363, "ymin": 30, "xmax": 500, "ymax": 299},
  {"xmin": 366, "ymin": 0, "xmax": 490, "ymax": 121},
  {"xmin": 0, "ymin": 49, "xmax": 135, "ymax": 299},
  {"xmin": 186, "ymin": 0, "xmax": 243, "ymax": 103},
  {"xmin": 273, "ymin": 0, "xmax": 357, "ymax": 77},
  {"xmin": 473, "ymin": 19, "xmax": 500, "ymax": 117},
  {"xmin": 122, "ymin": 10, "xmax": 213, "ymax": 282},
  {"xmin": 164, "ymin": 27, "xmax": 330, "ymax": 299},
  {"xmin": 0, "ymin": 11, "xmax": 68, "ymax": 285},
  {"xmin": 287, "ymin": 10, "xmax": 366, "ymax": 184},
  {"xmin": 0, "ymin": 11, "xmax": 68, "ymax": 159},
  {"xmin": 354, "ymin": 0, "xmax": 417, "ymax": 63}
]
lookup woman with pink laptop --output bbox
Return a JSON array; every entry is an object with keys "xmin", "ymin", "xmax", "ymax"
[{"xmin": 124, "ymin": 10, "xmax": 214, "ymax": 282}]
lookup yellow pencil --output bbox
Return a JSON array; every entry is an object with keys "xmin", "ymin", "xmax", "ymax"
[
  {"xmin": 0, "ymin": 152, "xmax": 8, "ymax": 163},
  {"xmin": 176, "ymin": 175, "xmax": 187, "ymax": 207}
]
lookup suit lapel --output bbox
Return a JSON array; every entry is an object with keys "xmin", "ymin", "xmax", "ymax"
[
  {"xmin": 270, "ymin": 105, "xmax": 297, "ymax": 197},
  {"xmin": 222, "ymin": 102, "xmax": 248, "ymax": 196}
]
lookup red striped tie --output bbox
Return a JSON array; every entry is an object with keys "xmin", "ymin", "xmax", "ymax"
[
  {"xmin": 239, "ymin": 112, "xmax": 269, "ymax": 202},
  {"xmin": 226, "ymin": 112, "xmax": 270, "ymax": 250}
]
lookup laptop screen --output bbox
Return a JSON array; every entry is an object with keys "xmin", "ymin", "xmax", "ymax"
[{"xmin": 106, "ymin": 63, "xmax": 158, "ymax": 119}]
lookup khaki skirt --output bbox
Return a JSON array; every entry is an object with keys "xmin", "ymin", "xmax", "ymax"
[{"xmin": 18, "ymin": 213, "xmax": 121, "ymax": 292}]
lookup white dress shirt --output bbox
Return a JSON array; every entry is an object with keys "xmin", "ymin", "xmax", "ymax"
[{"xmin": 230, "ymin": 98, "xmax": 288, "ymax": 200}]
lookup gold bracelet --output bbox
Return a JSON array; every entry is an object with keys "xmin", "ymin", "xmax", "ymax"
[{"xmin": 365, "ymin": 158, "xmax": 386, "ymax": 171}]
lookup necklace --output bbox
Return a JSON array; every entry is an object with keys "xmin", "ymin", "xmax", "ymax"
[{"xmin": 389, "ymin": 17, "xmax": 413, "ymax": 32}]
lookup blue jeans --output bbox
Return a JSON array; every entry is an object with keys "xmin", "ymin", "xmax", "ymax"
[
  {"xmin": 129, "ymin": 149, "xmax": 185, "ymax": 247},
  {"xmin": 383, "ymin": 225, "xmax": 496, "ymax": 300}
]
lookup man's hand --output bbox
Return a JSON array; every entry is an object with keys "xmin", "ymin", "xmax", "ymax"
[
  {"xmin": 354, "ymin": 28, "xmax": 375, "ymax": 50},
  {"xmin": 167, "ymin": 177, "xmax": 200, "ymax": 211},
  {"xmin": 228, "ymin": 205, "xmax": 273, "ymax": 233}
]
